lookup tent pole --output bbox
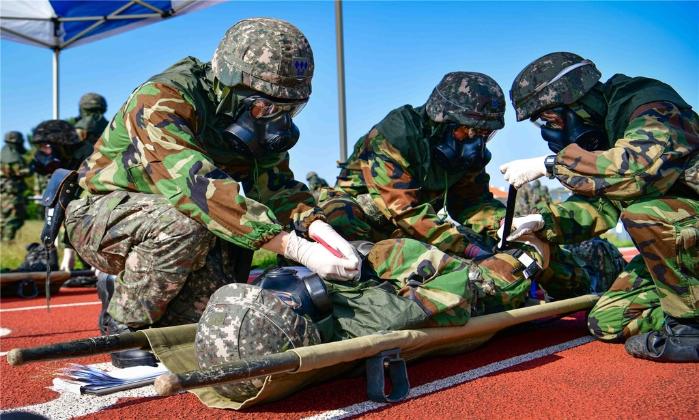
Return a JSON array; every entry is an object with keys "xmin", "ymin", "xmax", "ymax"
[
  {"xmin": 52, "ymin": 48, "xmax": 60, "ymax": 119},
  {"xmin": 334, "ymin": 0, "xmax": 347, "ymax": 163}
]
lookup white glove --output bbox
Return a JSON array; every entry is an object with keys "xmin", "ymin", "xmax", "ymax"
[
  {"xmin": 499, "ymin": 155, "xmax": 548, "ymax": 189},
  {"xmin": 497, "ymin": 214, "xmax": 545, "ymax": 242},
  {"xmin": 60, "ymin": 248, "xmax": 76, "ymax": 272},
  {"xmin": 284, "ymin": 231, "xmax": 360, "ymax": 281},
  {"xmin": 308, "ymin": 220, "xmax": 358, "ymax": 262}
]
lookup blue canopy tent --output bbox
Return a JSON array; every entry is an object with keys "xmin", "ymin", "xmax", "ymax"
[
  {"xmin": 0, "ymin": 0, "xmax": 222, "ymax": 118},
  {"xmin": 1, "ymin": 0, "xmax": 350, "ymax": 161}
]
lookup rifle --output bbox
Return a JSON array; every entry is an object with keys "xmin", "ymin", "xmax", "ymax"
[{"xmin": 0, "ymin": 269, "xmax": 95, "ymax": 298}]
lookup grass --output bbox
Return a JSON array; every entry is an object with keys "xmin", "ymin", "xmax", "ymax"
[
  {"xmin": 1, "ymin": 220, "xmax": 278, "ymax": 271},
  {"xmin": 601, "ymin": 232, "xmax": 635, "ymax": 248}
]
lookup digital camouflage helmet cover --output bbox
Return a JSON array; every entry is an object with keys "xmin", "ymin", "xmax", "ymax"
[
  {"xmin": 195, "ymin": 283, "xmax": 321, "ymax": 401},
  {"xmin": 510, "ymin": 52, "xmax": 601, "ymax": 121},
  {"xmin": 425, "ymin": 72, "xmax": 506, "ymax": 131},
  {"xmin": 212, "ymin": 18, "xmax": 314, "ymax": 100}
]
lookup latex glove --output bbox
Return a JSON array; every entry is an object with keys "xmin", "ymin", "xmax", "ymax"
[
  {"xmin": 60, "ymin": 248, "xmax": 76, "ymax": 272},
  {"xmin": 497, "ymin": 214, "xmax": 545, "ymax": 242},
  {"xmin": 308, "ymin": 220, "xmax": 358, "ymax": 261},
  {"xmin": 499, "ymin": 155, "xmax": 548, "ymax": 189},
  {"xmin": 284, "ymin": 231, "xmax": 360, "ymax": 281},
  {"xmin": 464, "ymin": 243, "xmax": 494, "ymax": 261}
]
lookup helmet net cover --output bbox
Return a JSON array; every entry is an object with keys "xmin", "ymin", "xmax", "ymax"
[
  {"xmin": 425, "ymin": 71, "xmax": 505, "ymax": 131},
  {"xmin": 510, "ymin": 52, "xmax": 601, "ymax": 121},
  {"xmin": 31, "ymin": 120, "xmax": 80, "ymax": 145},
  {"xmin": 212, "ymin": 18, "xmax": 314, "ymax": 100},
  {"xmin": 195, "ymin": 283, "xmax": 321, "ymax": 401}
]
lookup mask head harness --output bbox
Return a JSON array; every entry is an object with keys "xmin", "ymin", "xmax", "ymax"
[
  {"xmin": 432, "ymin": 123, "xmax": 495, "ymax": 172},
  {"xmin": 220, "ymin": 90, "xmax": 307, "ymax": 158},
  {"xmin": 252, "ymin": 267, "xmax": 332, "ymax": 322},
  {"xmin": 531, "ymin": 105, "xmax": 606, "ymax": 153}
]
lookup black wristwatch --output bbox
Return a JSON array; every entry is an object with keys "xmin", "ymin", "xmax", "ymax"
[{"xmin": 544, "ymin": 155, "xmax": 556, "ymax": 179}]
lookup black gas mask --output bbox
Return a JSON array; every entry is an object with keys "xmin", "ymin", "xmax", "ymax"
[
  {"xmin": 253, "ymin": 267, "xmax": 332, "ymax": 322},
  {"xmin": 222, "ymin": 95, "xmax": 305, "ymax": 158},
  {"xmin": 533, "ymin": 107, "xmax": 606, "ymax": 153},
  {"xmin": 432, "ymin": 123, "xmax": 493, "ymax": 172}
]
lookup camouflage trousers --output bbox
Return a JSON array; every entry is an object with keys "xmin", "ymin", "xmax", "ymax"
[
  {"xmin": 65, "ymin": 191, "xmax": 252, "ymax": 328},
  {"xmin": 588, "ymin": 197, "xmax": 699, "ymax": 341},
  {"xmin": 0, "ymin": 191, "xmax": 26, "ymax": 240},
  {"xmin": 318, "ymin": 188, "xmax": 592, "ymax": 300},
  {"xmin": 324, "ymin": 237, "xmax": 538, "ymax": 340}
]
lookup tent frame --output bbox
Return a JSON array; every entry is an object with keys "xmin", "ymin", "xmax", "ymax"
[{"xmin": 0, "ymin": 0, "xmax": 198, "ymax": 118}]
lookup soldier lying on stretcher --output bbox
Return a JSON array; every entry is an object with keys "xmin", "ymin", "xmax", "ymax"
[{"xmin": 193, "ymin": 234, "xmax": 611, "ymax": 402}]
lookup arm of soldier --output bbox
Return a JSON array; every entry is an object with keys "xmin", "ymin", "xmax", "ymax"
[
  {"xmin": 553, "ymin": 101, "xmax": 690, "ymax": 200},
  {"xmin": 536, "ymin": 194, "xmax": 621, "ymax": 244},
  {"xmin": 244, "ymin": 153, "xmax": 325, "ymax": 238},
  {"xmin": 446, "ymin": 169, "xmax": 506, "ymax": 241},
  {"xmin": 361, "ymin": 136, "xmax": 468, "ymax": 254},
  {"xmin": 126, "ymin": 82, "xmax": 283, "ymax": 250}
]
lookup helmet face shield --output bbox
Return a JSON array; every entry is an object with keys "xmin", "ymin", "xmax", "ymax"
[{"xmin": 245, "ymin": 96, "xmax": 307, "ymax": 119}]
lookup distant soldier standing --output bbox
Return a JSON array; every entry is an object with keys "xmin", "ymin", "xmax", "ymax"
[
  {"xmin": 306, "ymin": 171, "xmax": 329, "ymax": 192},
  {"xmin": 66, "ymin": 93, "xmax": 109, "ymax": 147},
  {"xmin": 0, "ymin": 131, "xmax": 31, "ymax": 240},
  {"xmin": 501, "ymin": 52, "xmax": 698, "ymax": 362}
]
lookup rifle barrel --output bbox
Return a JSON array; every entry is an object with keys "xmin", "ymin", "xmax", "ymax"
[
  {"xmin": 6, "ymin": 331, "xmax": 149, "ymax": 366},
  {"xmin": 154, "ymin": 351, "xmax": 301, "ymax": 396}
]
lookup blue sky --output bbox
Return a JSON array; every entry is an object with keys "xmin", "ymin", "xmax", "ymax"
[{"xmin": 1, "ymin": 1, "xmax": 698, "ymax": 189}]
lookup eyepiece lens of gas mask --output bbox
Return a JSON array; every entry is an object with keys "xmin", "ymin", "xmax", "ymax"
[
  {"xmin": 247, "ymin": 97, "xmax": 307, "ymax": 120},
  {"xmin": 451, "ymin": 125, "xmax": 469, "ymax": 141}
]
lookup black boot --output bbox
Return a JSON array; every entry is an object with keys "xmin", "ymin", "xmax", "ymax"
[
  {"xmin": 96, "ymin": 273, "xmax": 158, "ymax": 368},
  {"xmin": 625, "ymin": 316, "xmax": 699, "ymax": 362}
]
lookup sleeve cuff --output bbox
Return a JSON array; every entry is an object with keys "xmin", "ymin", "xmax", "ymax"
[{"xmin": 290, "ymin": 206, "xmax": 327, "ymax": 239}]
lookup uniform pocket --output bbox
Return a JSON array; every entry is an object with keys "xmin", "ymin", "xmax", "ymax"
[{"xmin": 675, "ymin": 217, "xmax": 698, "ymax": 276}]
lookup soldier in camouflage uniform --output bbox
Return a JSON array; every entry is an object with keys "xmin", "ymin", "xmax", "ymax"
[
  {"xmin": 501, "ymin": 52, "xmax": 698, "ymax": 362},
  {"xmin": 196, "ymin": 236, "xmax": 546, "ymax": 402},
  {"xmin": 320, "ymin": 72, "xmax": 507, "ymax": 257},
  {"xmin": 515, "ymin": 180, "xmax": 551, "ymax": 216},
  {"xmin": 319, "ymin": 72, "xmax": 592, "ymax": 299},
  {"xmin": 65, "ymin": 93, "xmax": 109, "ymax": 148},
  {"xmin": 0, "ymin": 131, "xmax": 32, "ymax": 240},
  {"xmin": 63, "ymin": 18, "xmax": 360, "ymax": 367}
]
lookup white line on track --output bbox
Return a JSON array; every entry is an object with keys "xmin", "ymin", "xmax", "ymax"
[
  {"xmin": 0, "ymin": 363, "xmax": 159, "ymax": 420},
  {"xmin": 0, "ymin": 301, "xmax": 100, "ymax": 313},
  {"xmin": 0, "ymin": 327, "xmax": 12, "ymax": 337},
  {"xmin": 304, "ymin": 335, "xmax": 595, "ymax": 420}
]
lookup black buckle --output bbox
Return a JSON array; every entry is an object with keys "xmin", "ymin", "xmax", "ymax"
[{"xmin": 366, "ymin": 348, "xmax": 410, "ymax": 403}]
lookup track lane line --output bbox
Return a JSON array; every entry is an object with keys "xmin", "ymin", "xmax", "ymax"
[
  {"xmin": 304, "ymin": 335, "xmax": 595, "ymax": 420},
  {"xmin": 0, "ymin": 301, "xmax": 100, "ymax": 313}
]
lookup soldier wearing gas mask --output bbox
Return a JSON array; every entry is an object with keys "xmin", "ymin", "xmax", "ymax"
[
  {"xmin": 500, "ymin": 52, "xmax": 699, "ymax": 362},
  {"xmin": 66, "ymin": 93, "xmax": 109, "ymax": 147},
  {"xmin": 63, "ymin": 18, "xmax": 359, "ymax": 368},
  {"xmin": 319, "ymin": 72, "xmax": 506, "ymax": 260}
]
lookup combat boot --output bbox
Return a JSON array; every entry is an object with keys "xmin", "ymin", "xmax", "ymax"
[
  {"xmin": 625, "ymin": 316, "xmax": 699, "ymax": 362},
  {"xmin": 96, "ymin": 273, "xmax": 158, "ymax": 368}
]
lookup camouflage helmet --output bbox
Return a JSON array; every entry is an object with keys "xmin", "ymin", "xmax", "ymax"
[
  {"xmin": 4, "ymin": 131, "xmax": 24, "ymax": 145},
  {"xmin": 79, "ymin": 93, "xmax": 107, "ymax": 113},
  {"xmin": 212, "ymin": 18, "xmax": 314, "ymax": 100},
  {"xmin": 31, "ymin": 120, "xmax": 80, "ymax": 145},
  {"xmin": 306, "ymin": 171, "xmax": 317, "ymax": 179},
  {"xmin": 425, "ymin": 72, "xmax": 505, "ymax": 131},
  {"xmin": 195, "ymin": 283, "xmax": 321, "ymax": 402},
  {"xmin": 510, "ymin": 52, "xmax": 601, "ymax": 121}
]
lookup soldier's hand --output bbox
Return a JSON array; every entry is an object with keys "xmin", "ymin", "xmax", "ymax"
[
  {"xmin": 284, "ymin": 231, "xmax": 360, "ymax": 281},
  {"xmin": 499, "ymin": 156, "xmax": 547, "ymax": 189},
  {"xmin": 308, "ymin": 220, "xmax": 358, "ymax": 261},
  {"xmin": 497, "ymin": 214, "xmax": 544, "ymax": 242}
]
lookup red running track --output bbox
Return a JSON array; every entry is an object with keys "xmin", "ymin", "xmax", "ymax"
[{"xmin": 2, "ymin": 266, "xmax": 698, "ymax": 419}]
